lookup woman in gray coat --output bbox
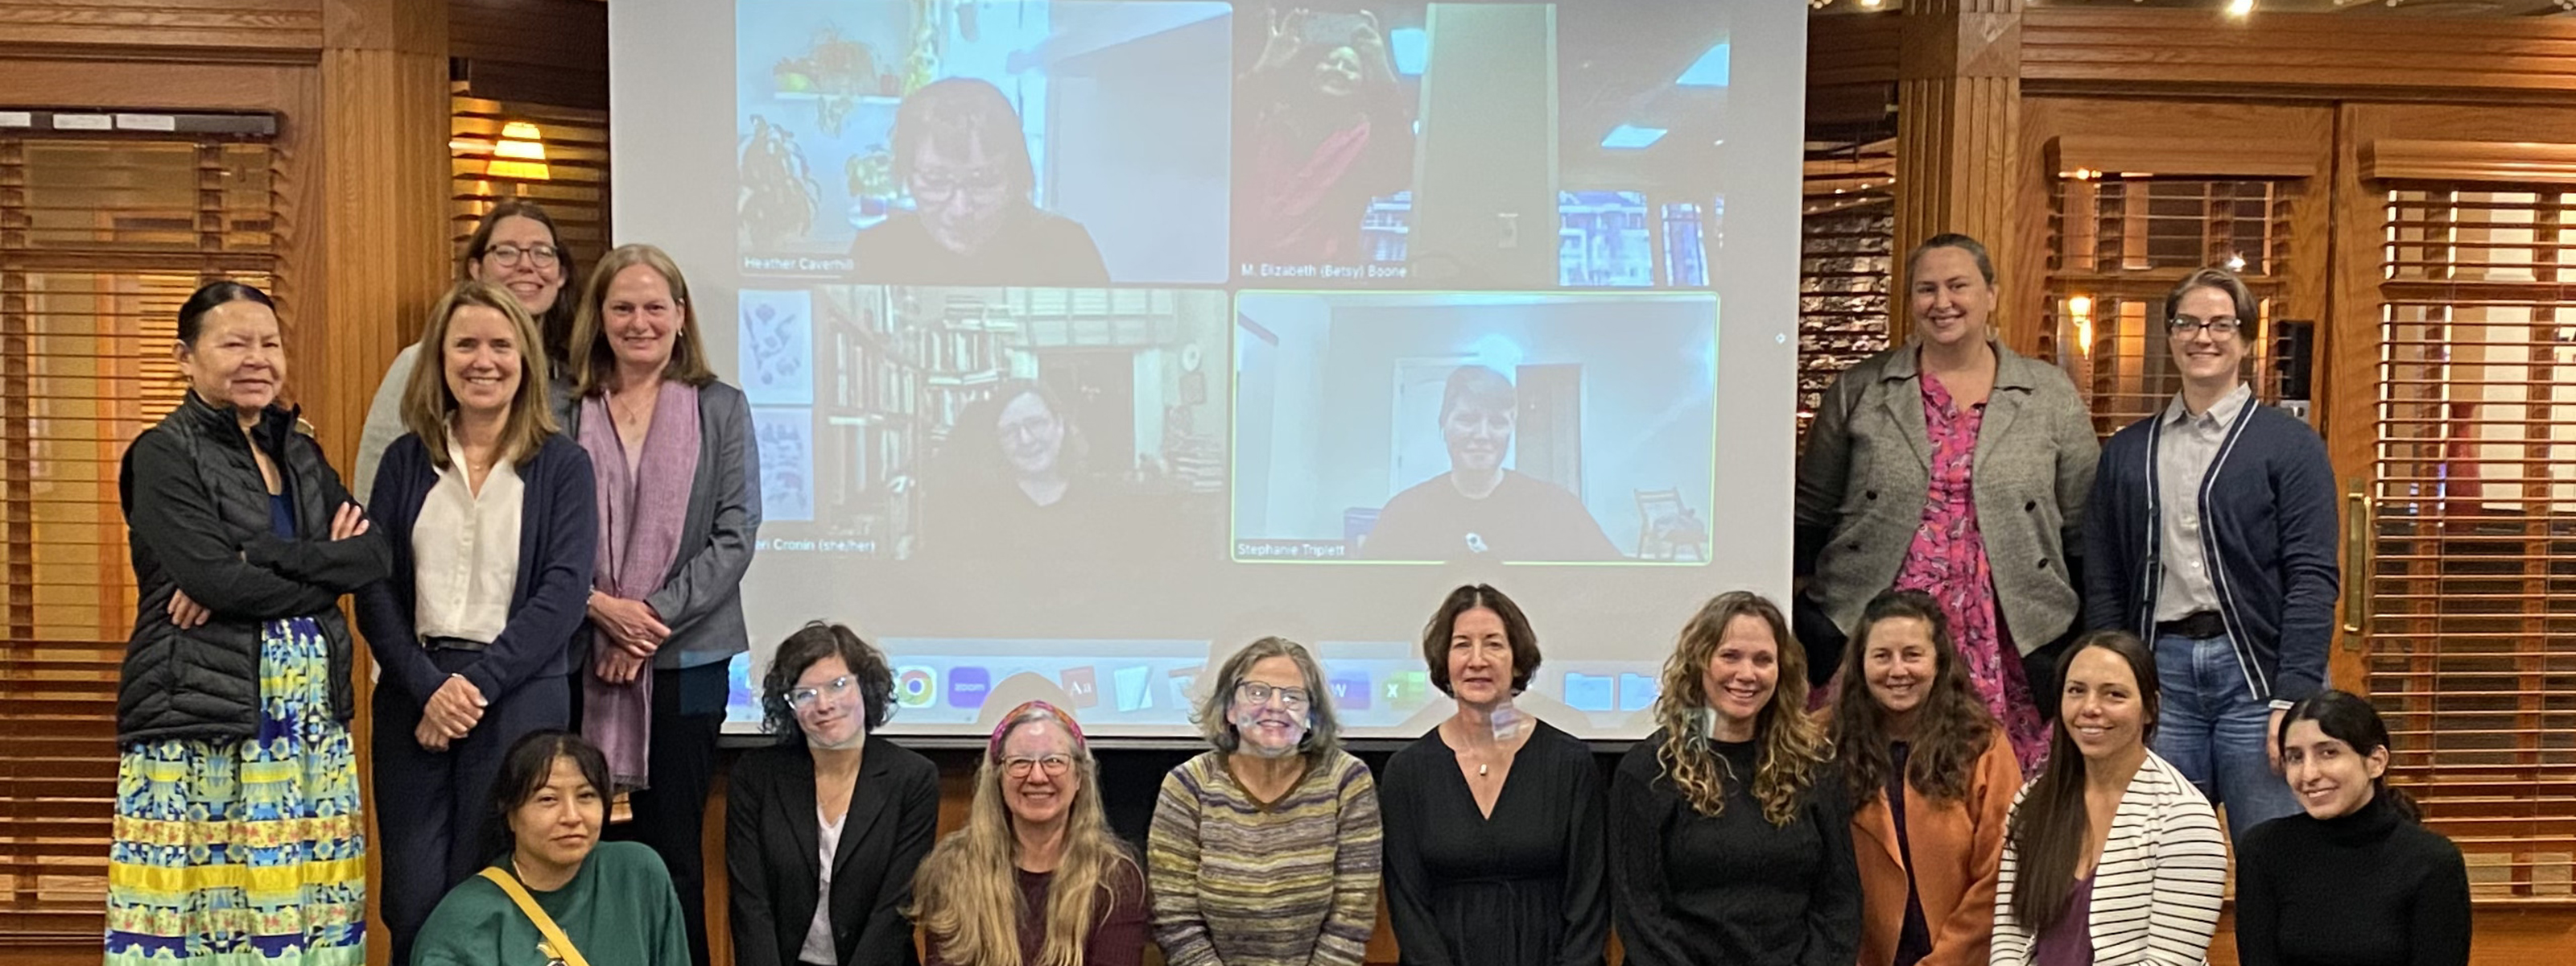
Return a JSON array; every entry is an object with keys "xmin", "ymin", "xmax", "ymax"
[
  {"xmin": 1794, "ymin": 233, "xmax": 2096, "ymax": 773},
  {"xmin": 562, "ymin": 243, "xmax": 762, "ymax": 966}
]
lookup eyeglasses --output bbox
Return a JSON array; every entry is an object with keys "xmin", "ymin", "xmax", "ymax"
[
  {"xmin": 786, "ymin": 675, "xmax": 857, "ymax": 712},
  {"xmin": 910, "ymin": 167, "xmax": 1011, "ymax": 204},
  {"xmin": 1003, "ymin": 753, "xmax": 1074, "ymax": 778},
  {"xmin": 482, "ymin": 243, "xmax": 561, "ymax": 269},
  {"xmin": 1234, "ymin": 680, "xmax": 1311, "ymax": 711},
  {"xmin": 2167, "ymin": 315, "xmax": 2244, "ymax": 336},
  {"xmin": 998, "ymin": 415, "xmax": 1056, "ymax": 444}
]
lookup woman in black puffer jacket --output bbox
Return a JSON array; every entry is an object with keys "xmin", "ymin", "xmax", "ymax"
[{"xmin": 106, "ymin": 280, "xmax": 390, "ymax": 965}]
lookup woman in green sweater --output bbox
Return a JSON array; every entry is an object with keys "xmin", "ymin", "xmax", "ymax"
[{"xmin": 411, "ymin": 731, "xmax": 691, "ymax": 966}]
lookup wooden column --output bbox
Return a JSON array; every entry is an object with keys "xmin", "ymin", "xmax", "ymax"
[
  {"xmin": 319, "ymin": 5, "xmax": 446, "ymax": 966},
  {"xmin": 1893, "ymin": 0, "xmax": 2024, "ymax": 347},
  {"xmin": 316, "ymin": 0, "xmax": 450, "ymax": 469}
]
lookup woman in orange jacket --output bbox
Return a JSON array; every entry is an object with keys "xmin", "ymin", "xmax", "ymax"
[{"xmin": 1827, "ymin": 589, "xmax": 2024, "ymax": 966}]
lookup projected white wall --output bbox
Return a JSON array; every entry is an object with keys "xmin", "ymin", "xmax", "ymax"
[{"xmin": 609, "ymin": 0, "xmax": 1808, "ymax": 740}]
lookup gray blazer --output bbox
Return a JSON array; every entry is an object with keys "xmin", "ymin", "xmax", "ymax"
[
  {"xmin": 1794, "ymin": 341, "xmax": 2097, "ymax": 654},
  {"xmin": 565, "ymin": 379, "xmax": 762, "ymax": 670}
]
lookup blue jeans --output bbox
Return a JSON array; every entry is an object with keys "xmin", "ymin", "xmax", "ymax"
[{"xmin": 2151, "ymin": 633, "xmax": 2303, "ymax": 843}]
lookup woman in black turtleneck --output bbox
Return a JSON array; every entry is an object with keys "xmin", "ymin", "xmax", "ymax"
[{"xmin": 2233, "ymin": 690, "xmax": 2470, "ymax": 966}]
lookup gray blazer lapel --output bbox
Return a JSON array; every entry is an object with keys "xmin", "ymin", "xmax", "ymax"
[
  {"xmin": 1880, "ymin": 377, "xmax": 1934, "ymax": 473},
  {"xmin": 1974, "ymin": 386, "xmax": 2025, "ymax": 469}
]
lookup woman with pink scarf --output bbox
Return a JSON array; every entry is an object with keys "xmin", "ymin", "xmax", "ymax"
[{"xmin": 563, "ymin": 243, "xmax": 762, "ymax": 966}]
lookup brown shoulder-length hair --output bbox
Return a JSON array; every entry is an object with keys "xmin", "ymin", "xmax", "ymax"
[
  {"xmin": 401, "ymin": 280, "xmax": 559, "ymax": 469},
  {"xmin": 457, "ymin": 199, "xmax": 580, "ymax": 367},
  {"xmin": 1421, "ymin": 584, "xmax": 1541, "ymax": 697},
  {"xmin": 1653, "ymin": 591, "xmax": 1829, "ymax": 826},
  {"xmin": 2006, "ymin": 630, "xmax": 2162, "ymax": 934},
  {"xmin": 1831, "ymin": 589, "xmax": 1995, "ymax": 807},
  {"xmin": 1191, "ymin": 636, "xmax": 1342, "ymax": 761},
  {"xmin": 567, "ymin": 243, "xmax": 716, "ymax": 396}
]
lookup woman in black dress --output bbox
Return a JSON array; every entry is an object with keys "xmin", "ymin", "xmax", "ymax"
[{"xmin": 1377, "ymin": 584, "xmax": 1608, "ymax": 966}]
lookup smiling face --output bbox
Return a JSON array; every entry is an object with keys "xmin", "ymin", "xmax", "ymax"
[
  {"xmin": 1861, "ymin": 616, "xmax": 1938, "ymax": 718},
  {"xmin": 2281, "ymin": 718, "xmax": 2385, "ymax": 820},
  {"xmin": 601, "ymin": 265, "xmax": 681, "ymax": 377},
  {"xmin": 1446, "ymin": 606, "xmax": 1514, "ymax": 707},
  {"xmin": 1702, "ymin": 613, "xmax": 1781, "ymax": 735},
  {"xmin": 999, "ymin": 717, "xmax": 1081, "ymax": 830},
  {"xmin": 1443, "ymin": 398, "xmax": 1513, "ymax": 475},
  {"xmin": 178, "ymin": 299, "xmax": 287, "ymax": 418},
  {"xmin": 2168, "ymin": 285, "xmax": 2249, "ymax": 390},
  {"xmin": 2061, "ymin": 646, "xmax": 2150, "ymax": 762},
  {"xmin": 994, "ymin": 390, "xmax": 1065, "ymax": 478},
  {"xmin": 1313, "ymin": 45, "xmax": 1364, "ymax": 97},
  {"xmin": 1907, "ymin": 246, "xmax": 1996, "ymax": 349},
  {"xmin": 467, "ymin": 214, "xmax": 566, "ymax": 319},
  {"xmin": 442, "ymin": 303, "xmax": 524, "ymax": 422},
  {"xmin": 507, "ymin": 755, "xmax": 604, "ymax": 873},
  {"xmin": 1228, "ymin": 654, "xmax": 1314, "ymax": 758},
  {"xmin": 791, "ymin": 654, "xmax": 865, "ymax": 750}
]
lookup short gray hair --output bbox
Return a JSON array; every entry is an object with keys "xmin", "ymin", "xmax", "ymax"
[{"xmin": 1192, "ymin": 636, "xmax": 1341, "ymax": 759}]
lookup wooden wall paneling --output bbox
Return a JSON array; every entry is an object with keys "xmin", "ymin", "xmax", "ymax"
[
  {"xmin": 320, "ymin": 2, "xmax": 448, "ymax": 964},
  {"xmin": 1809, "ymin": 13, "xmax": 1900, "ymax": 134},
  {"xmin": 2021, "ymin": 10, "xmax": 2576, "ymax": 104},
  {"xmin": 0, "ymin": 0, "xmax": 324, "ymax": 55},
  {"xmin": 1894, "ymin": 0, "xmax": 2023, "ymax": 349}
]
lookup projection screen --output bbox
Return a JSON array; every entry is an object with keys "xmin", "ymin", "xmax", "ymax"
[{"xmin": 608, "ymin": 0, "xmax": 1806, "ymax": 740}]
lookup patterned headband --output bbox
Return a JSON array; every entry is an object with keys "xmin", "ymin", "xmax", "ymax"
[{"xmin": 988, "ymin": 700, "xmax": 1087, "ymax": 760}]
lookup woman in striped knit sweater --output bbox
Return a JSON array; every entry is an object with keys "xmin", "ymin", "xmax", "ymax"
[
  {"xmin": 1147, "ymin": 637, "xmax": 1382, "ymax": 966},
  {"xmin": 1993, "ymin": 630, "xmax": 2227, "ymax": 965}
]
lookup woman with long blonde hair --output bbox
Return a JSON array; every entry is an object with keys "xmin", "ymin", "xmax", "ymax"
[
  {"xmin": 1608, "ymin": 591, "xmax": 1860, "ymax": 966},
  {"xmin": 913, "ymin": 701, "xmax": 1148, "ymax": 966}
]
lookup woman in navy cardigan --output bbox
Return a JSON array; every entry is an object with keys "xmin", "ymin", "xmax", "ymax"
[{"xmin": 357, "ymin": 280, "xmax": 599, "ymax": 964}]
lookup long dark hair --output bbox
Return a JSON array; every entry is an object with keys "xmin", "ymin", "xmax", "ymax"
[
  {"xmin": 2280, "ymin": 689, "xmax": 2418, "ymax": 821},
  {"xmin": 2005, "ymin": 630, "xmax": 2161, "ymax": 934},
  {"xmin": 483, "ymin": 730, "xmax": 612, "ymax": 862},
  {"xmin": 1832, "ymin": 590, "xmax": 1995, "ymax": 807}
]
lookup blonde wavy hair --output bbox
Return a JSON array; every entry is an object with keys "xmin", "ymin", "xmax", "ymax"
[
  {"xmin": 909, "ymin": 705, "xmax": 1138, "ymax": 966},
  {"xmin": 1652, "ymin": 591, "xmax": 1830, "ymax": 826}
]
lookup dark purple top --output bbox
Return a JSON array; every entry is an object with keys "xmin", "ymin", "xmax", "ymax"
[{"xmin": 2031, "ymin": 874, "xmax": 2096, "ymax": 966}]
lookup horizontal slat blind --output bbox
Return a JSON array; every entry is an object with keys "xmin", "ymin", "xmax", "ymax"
[
  {"xmin": 1799, "ymin": 138, "xmax": 1895, "ymax": 442},
  {"xmin": 452, "ymin": 85, "xmax": 609, "ymax": 293},
  {"xmin": 2046, "ymin": 177, "xmax": 2289, "ymax": 437},
  {"xmin": 2370, "ymin": 184, "xmax": 2576, "ymax": 902},
  {"xmin": 0, "ymin": 134, "xmax": 281, "ymax": 938}
]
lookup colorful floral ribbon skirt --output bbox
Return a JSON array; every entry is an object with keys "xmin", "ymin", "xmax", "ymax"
[{"xmin": 105, "ymin": 616, "xmax": 366, "ymax": 964}]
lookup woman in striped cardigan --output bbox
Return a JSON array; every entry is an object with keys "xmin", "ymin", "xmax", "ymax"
[
  {"xmin": 1993, "ymin": 630, "xmax": 2227, "ymax": 965},
  {"xmin": 1148, "ymin": 637, "xmax": 1381, "ymax": 966}
]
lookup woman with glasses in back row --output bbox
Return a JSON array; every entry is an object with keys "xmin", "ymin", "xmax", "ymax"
[
  {"xmin": 729, "ymin": 623, "xmax": 939, "ymax": 966},
  {"xmin": 1150, "ymin": 637, "xmax": 1382, "ymax": 966},
  {"xmin": 357, "ymin": 200, "xmax": 582, "ymax": 501}
]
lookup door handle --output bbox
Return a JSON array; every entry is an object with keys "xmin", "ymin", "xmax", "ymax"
[{"xmin": 2341, "ymin": 479, "xmax": 2374, "ymax": 645}]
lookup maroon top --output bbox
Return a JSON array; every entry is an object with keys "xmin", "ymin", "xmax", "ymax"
[
  {"xmin": 926, "ymin": 857, "xmax": 1150, "ymax": 966},
  {"xmin": 1894, "ymin": 368, "xmax": 2051, "ymax": 772},
  {"xmin": 2030, "ymin": 873, "xmax": 2097, "ymax": 966}
]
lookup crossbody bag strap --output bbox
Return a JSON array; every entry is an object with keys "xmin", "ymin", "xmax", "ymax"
[{"xmin": 477, "ymin": 866, "xmax": 593, "ymax": 966}]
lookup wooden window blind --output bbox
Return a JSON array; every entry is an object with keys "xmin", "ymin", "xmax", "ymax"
[
  {"xmin": 2368, "ymin": 184, "xmax": 2576, "ymax": 902},
  {"xmin": 452, "ymin": 85, "xmax": 609, "ymax": 288},
  {"xmin": 1800, "ymin": 138, "xmax": 1895, "ymax": 441},
  {"xmin": 2046, "ymin": 177, "xmax": 2290, "ymax": 437},
  {"xmin": 0, "ymin": 134, "xmax": 282, "ymax": 938}
]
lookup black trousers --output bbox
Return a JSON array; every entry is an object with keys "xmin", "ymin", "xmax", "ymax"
[
  {"xmin": 374, "ymin": 654, "xmax": 569, "ymax": 966},
  {"xmin": 592, "ymin": 662, "xmax": 728, "ymax": 966}
]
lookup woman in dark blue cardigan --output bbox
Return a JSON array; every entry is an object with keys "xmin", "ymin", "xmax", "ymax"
[{"xmin": 357, "ymin": 280, "xmax": 599, "ymax": 964}]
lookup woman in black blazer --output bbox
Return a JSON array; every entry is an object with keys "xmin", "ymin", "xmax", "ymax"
[
  {"xmin": 729, "ymin": 622, "xmax": 940, "ymax": 966},
  {"xmin": 355, "ymin": 280, "xmax": 600, "ymax": 965}
]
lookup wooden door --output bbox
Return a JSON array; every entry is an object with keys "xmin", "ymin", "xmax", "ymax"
[{"xmin": 2330, "ymin": 102, "xmax": 2576, "ymax": 902}]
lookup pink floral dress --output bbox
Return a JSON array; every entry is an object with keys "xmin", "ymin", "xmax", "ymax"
[{"xmin": 1897, "ymin": 372, "xmax": 2050, "ymax": 773}]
